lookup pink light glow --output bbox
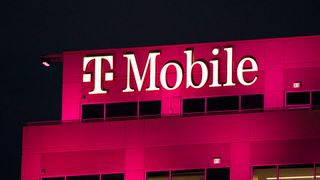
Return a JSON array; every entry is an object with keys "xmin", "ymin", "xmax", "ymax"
[
  {"xmin": 213, "ymin": 157, "xmax": 221, "ymax": 164},
  {"xmin": 293, "ymin": 81, "xmax": 302, "ymax": 88},
  {"xmin": 42, "ymin": 61, "xmax": 50, "ymax": 67}
]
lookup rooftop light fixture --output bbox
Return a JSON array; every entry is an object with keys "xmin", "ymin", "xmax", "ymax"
[
  {"xmin": 293, "ymin": 81, "xmax": 302, "ymax": 88},
  {"xmin": 40, "ymin": 54, "xmax": 63, "ymax": 67},
  {"xmin": 213, "ymin": 157, "xmax": 222, "ymax": 165}
]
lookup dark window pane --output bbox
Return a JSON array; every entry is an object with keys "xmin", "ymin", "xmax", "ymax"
[
  {"xmin": 139, "ymin": 101, "xmax": 161, "ymax": 116},
  {"xmin": 207, "ymin": 96, "xmax": 239, "ymax": 112},
  {"xmin": 67, "ymin": 175, "xmax": 99, "ymax": 180},
  {"xmin": 42, "ymin": 178, "xmax": 64, "ymax": 180},
  {"xmin": 146, "ymin": 171, "xmax": 169, "ymax": 180},
  {"xmin": 207, "ymin": 168, "xmax": 230, "ymax": 180},
  {"xmin": 241, "ymin": 94, "xmax": 264, "ymax": 110},
  {"xmin": 102, "ymin": 174, "xmax": 124, "ymax": 180},
  {"xmin": 183, "ymin": 98, "xmax": 205, "ymax": 114},
  {"xmin": 287, "ymin": 92, "xmax": 310, "ymax": 105},
  {"xmin": 82, "ymin": 104, "xmax": 104, "ymax": 119},
  {"xmin": 106, "ymin": 102, "xmax": 137, "ymax": 118},
  {"xmin": 312, "ymin": 91, "xmax": 320, "ymax": 106},
  {"xmin": 172, "ymin": 169, "xmax": 204, "ymax": 180}
]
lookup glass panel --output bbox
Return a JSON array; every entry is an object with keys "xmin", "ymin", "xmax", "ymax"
[
  {"xmin": 146, "ymin": 171, "xmax": 169, "ymax": 180},
  {"xmin": 102, "ymin": 173, "xmax": 124, "ymax": 180},
  {"xmin": 241, "ymin": 94, "xmax": 264, "ymax": 110},
  {"xmin": 252, "ymin": 166, "xmax": 276, "ymax": 180},
  {"xmin": 106, "ymin": 102, "xmax": 137, "ymax": 118},
  {"xmin": 172, "ymin": 169, "xmax": 204, "ymax": 180},
  {"xmin": 183, "ymin": 98, "xmax": 205, "ymax": 114},
  {"xmin": 207, "ymin": 96, "xmax": 239, "ymax": 112},
  {"xmin": 312, "ymin": 91, "xmax": 320, "ymax": 106},
  {"xmin": 82, "ymin": 104, "xmax": 104, "ymax": 119},
  {"xmin": 67, "ymin": 175, "xmax": 99, "ymax": 180},
  {"xmin": 279, "ymin": 165, "xmax": 314, "ymax": 180},
  {"xmin": 286, "ymin": 92, "xmax": 310, "ymax": 105},
  {"xmin": 207, "ymin": 168, "xmax": 230, "ymax": 180},
  {"xmin": 139, "ymin": 101, "xmax": 161, "ymax": 116}
]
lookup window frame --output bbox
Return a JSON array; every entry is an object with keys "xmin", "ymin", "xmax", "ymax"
[
  {"xmin": 252, "ymin": 163, "xmax": 319, "ymax": 180},
  {"xmin": 240, "ymin": 94, "xmax": 264, "ymax": 111},
  {"xmin": 206, "ymin": 95, "xmax": 240, "ymax": 113},
  {"xmin": 139, "ymin": 100, "xmax": 162, "ymax": 118},
  {"xmin": 146, "ymin": 168, "xmax": 230, "ymax": 180},
  {"xmin": 182, "ymin": 97, "xmax": 206, "ymax": 115},
  {"xmin": 311, "ymin": 90, "xmax": 320, "ymax": 108},
  {"xmin": 81, "ymin": 103, "xmax": 105, "ymax": 122},
  {"xmin": 285, "ymin": 90, "xmax": 313, "ymax": 109},
  {"xmin": 105, "ymin": 101, "xmax": 138, "ymax": 120}
]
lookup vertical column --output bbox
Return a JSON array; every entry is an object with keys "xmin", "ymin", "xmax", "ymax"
[
  {"xmin": 125, "ymin": 148, "xmax": 145, "ymax": 180},
  {"xmin": 62, "ymin": 54, "xmax": 83, "ymax": 121},
  {"xmin": 125, "ymin": 120, "xmax": 145, "ymax": 180},
  {"xmin": 21, "ymin": 154, "xmax": 42, "ymax": 180},
  {"xmin": 264, "ymin": 41, "xmax": 285, "ymax": 110},
  {"xmin": 230, "ymin": 142, "xmax": 251, "ymax": 180},
  {"xmin": 161, "ymin": 97, "xmax": 181, "ymax": 116}
]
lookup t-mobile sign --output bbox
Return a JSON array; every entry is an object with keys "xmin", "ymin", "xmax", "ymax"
[{"xmin": 82, "ymin": 46, "xmax": 258, "ymax": 95}]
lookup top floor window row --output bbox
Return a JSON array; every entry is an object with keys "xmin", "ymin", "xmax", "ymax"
[
  {"xmin": 81, "ymin": 94, "xmax": 264, "ymax": 121},
  {"xmin": 81, "ymin": 91, "xmax": 320, "ymax": 121}
]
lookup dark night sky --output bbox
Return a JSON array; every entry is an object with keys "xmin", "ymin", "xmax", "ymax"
[{"xmin": 1, "ymin": 0, "xmax": 319, "ymax": 179}]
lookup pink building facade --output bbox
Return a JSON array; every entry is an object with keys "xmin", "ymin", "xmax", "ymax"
[{"xmin": 22, "ymin": 35, "xmax": 320, "ymax": 180}]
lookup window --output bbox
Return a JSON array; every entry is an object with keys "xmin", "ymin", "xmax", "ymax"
[
  {"xmin": 139, "ymin": 101, "xmax": 161, "ymax": 117},
  {"xmin": 67, "ymin": 175, "xmax": 99, "ymax": 180},
  {"xmin": 252, "ymin": 166, "xmax": 276, "ymax": 180},
  {"xmin": 241, "ymin": 94, "xmax": 264, "ymax": 110},
  {"xmin": 146, "ymin": 171, "xmax": 169, "ymax": 180},
  {"xmin": 279, "ymin": 165, "xmax": 313, "ymax": 180},
  {"xmin": 253, "ymin": 165, "xmax": 316, "ymax": 180},
  {"xmin": 286, "ymin": 92, "xmax": 310, "ymax": 105},
  {"xmin": 312, "ymin": 91, "xmax": 320, "ymax": 106},
  {"xmin": 82, "ymin": 104, "xmax": 104, "ymax": 119},
  {"xmin": 102, "ymin": 174, "xmax": 124, "ymax": 180},
  {"xmin": 207, "ymin": 96, "xmax": 239, "ymax": 112},
  {"xmin": 183, "ymin": 98, "xmax": 205, "ymax": 114},
  {"xmin": 172, "ymin": 169, "xmax": 204, "ymax": 180},
  {"xmin": 42, "ymin": 178, "xmax": 64, "ymax": 180},
  {"xmin": 106, "ymin": 102, "xmax": 137, "ymax": 118},
  {"xmin": 206, "ymin": 168, "xmax": 230, "ymax": 180}
]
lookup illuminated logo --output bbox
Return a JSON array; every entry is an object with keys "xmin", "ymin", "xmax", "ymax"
[
  {"xmin": 83, "ymin": 47, "xmax": 258, "ymax": 95},
  {"xmin": 83, "ymin": 55, "xmax": 114, "ymax": 94}
]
